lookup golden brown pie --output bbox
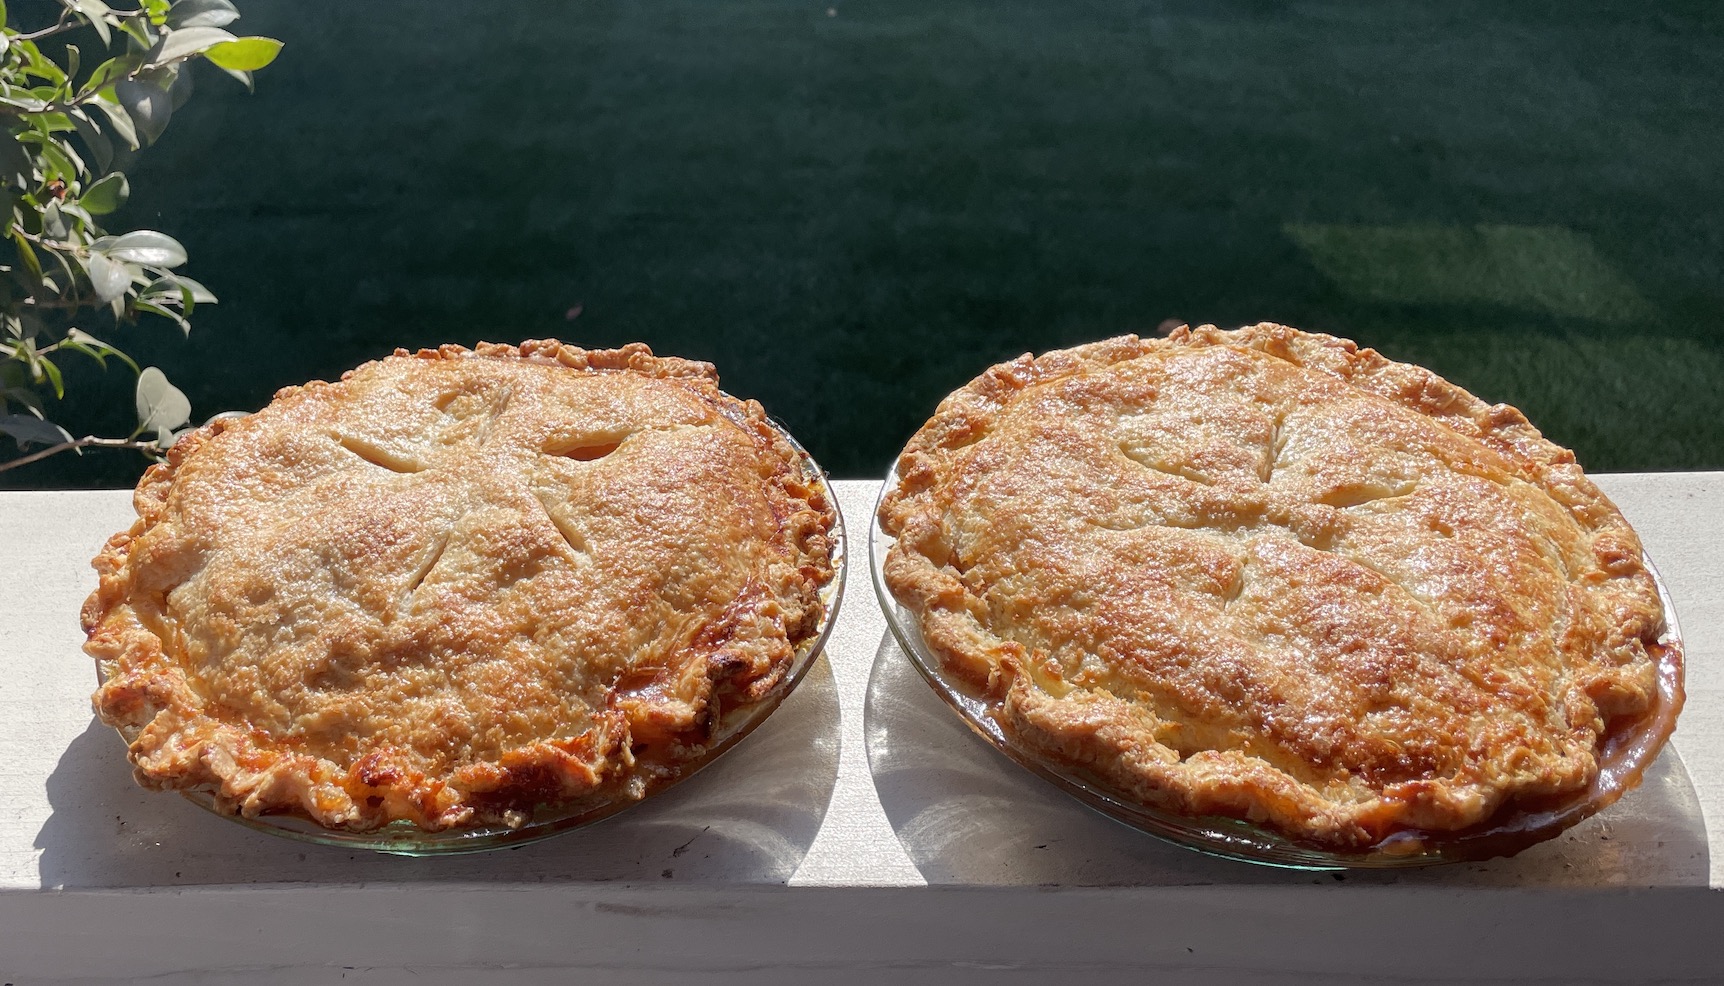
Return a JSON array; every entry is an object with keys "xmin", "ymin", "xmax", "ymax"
[
  {"xmin": 83, "ymin": 340, "xmax": 836, "ymax": 832},
  {"xmin": 879, "ymin": 323, "xmax": 1681, "ymax": 854}
]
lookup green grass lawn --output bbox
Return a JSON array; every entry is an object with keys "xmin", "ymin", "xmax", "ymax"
[{"xmin": 8, "ymin": 0, "xmax": 1723, "ymax": 486}]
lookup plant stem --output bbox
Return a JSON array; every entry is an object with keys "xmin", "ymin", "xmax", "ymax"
[
  {"xmin": 0, "ymin": 434, "xmax": 157, "ymax": 473},
  {"xmin": 11, "ymin": 6, "xmax": 150, "ymax": 42},
  {"xmin": 13, "ymin": 225, "xmax": 83, "ymax": 253},
  {"xmin": 13, "ymin": 12, "xmax": 75, "ymax": 43},
  {"xmin": 0, "ymin": 58, "xmax": 154, "ymax": 118}
]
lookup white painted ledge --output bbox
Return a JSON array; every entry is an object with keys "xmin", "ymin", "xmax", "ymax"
[{"xmin": 1, "ymin": 476, "xmax": 1720, "ymax": 982}]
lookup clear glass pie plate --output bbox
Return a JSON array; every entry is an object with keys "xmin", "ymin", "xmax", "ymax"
[
  {"xmin": 869, "ymin": 464, "xmax": 1685, "ymax": 870},
  {"xmin": 100, "ymin": 420, "xmax": 846, "ymax": 856}
]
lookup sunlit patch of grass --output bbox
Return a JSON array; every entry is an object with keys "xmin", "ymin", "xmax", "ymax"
[{"xmin": 1286, "ymin": 224, "xmax": 1653, "ymax": 323}]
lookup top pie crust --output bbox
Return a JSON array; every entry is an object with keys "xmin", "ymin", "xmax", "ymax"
[
  {"xmin": 83, "ymin": 341, "xmax": 835, "ymax": 831},
  {"xmin": 879, "ymin": 323, "xmax": 1680, "ymax": 851}
]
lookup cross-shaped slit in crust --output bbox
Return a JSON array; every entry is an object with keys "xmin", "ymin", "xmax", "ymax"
[
  {"xmin": 1118, "ymin": 441, "xmax": 1215, "ymax": 487},
  {"xmin": 553, "ymin": 439, "xmax": 623, "ymax": 462},
  {"xmin": 404, "ymin": 529, "xmax": 453, "ymax": 598},
  {"xmin": 334, "ymin": 433, "xmax": 426, "ymax": 474},
  {"xmin": 1316, "ymin": 479, "xmax": 1420, "ymax": 510},
  {"xmin": 531, "ymin": 487, "xmax": 593, "ymax": 561}
]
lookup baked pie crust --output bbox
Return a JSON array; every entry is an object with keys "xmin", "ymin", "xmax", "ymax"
[
  {"xmin": 83, "ymin": 341, "xmax": 836, "ymax": 832},
  {"xmin": 879, "ymin": 323, "xmax": 1681, "ymax": 853}
]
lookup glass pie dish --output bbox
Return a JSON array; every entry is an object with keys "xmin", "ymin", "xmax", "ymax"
[
  {"xmin": 97, "ymin": 416, "xmax": 846, "ymax": 857},
  {"xmin": 869, "ymin": 463, "xmax": 1685, "ymax": 870}
]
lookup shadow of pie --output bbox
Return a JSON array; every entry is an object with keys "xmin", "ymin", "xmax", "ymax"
[
  {"xmin": 871, "ymin": 324, "xmax": 1686, "ymax": 868},
  {"xmin": 80, "ymin": 341, "xmax": 844, "ymax": 853}
]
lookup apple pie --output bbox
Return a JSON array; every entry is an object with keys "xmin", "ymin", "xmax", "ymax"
[
  {"xmin": 879, "ymin": 323, "xmax": 1681, "ymax": 853},
  {"xmin": 83, "ymin": 340, "xmax": 836, "ymax": 832}
]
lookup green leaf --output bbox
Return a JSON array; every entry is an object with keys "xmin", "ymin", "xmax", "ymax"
[
  {"xmin": 80, "ymin": 171, "xmax": 128, "ymax": 213},
  {"xmin": 0, "ymin": 412, "xmax": 73, "ymax": 449},
  {"xmin": 86, "ymin": 251, "xmax": 128, "ymax": 301},
  {"xmin": 0, "ymin": 93, "xmax": 51, "ymax": 113},
  {"xmin": 37, "ymin": 140, "xmax": 78, "ymax": 184},
  {"xmin": 214, "ymin": 64, "xmax": 252, "ymax": 91},
  {"xmin": 118, "ymin": 15, "xmax": 155, "ymax": 49},
  {"xmin": 167, "ymin": 0, "xmax": 239, "ymax": 29},
  {"xmin": 41, "ymin": 199, "xmax": 69, "ymax": 240},
  {"xmin": 68, "ymin": 109, "xmax": 113, "ymax": 174},
  {"xmin": 204, "ymin": 37, "xmax": 280, "ymax": 72},
  {"xmin": 136, "ymin": 63, "xmax": 180, "ymax": 91},
  {"xmin": 59, "ymin": 200, "xmax": 96, "ymax": 228},
  {"xmin": 132, "ymin": 298, "xmax": 190, "ymax": 334},
  {"xmin": 40, "ymin": 243, "xmax": 78, "ymax": 296},
  {"xmin": 62, "ymin": 328, "xmax": 140, "ymax": 372},
  {"xmin": 148, "ymin": 26, "xmax": 235, "ymax": 64},
  {"xmin": 90, "ymin": 96, "xmax": 139, "ymax": 150},
  {"xmin": 19, "ymin": 47, "xmax": 67, "ymax": 87},
  {"xmin": 57, "ymin": 335, "xmax": 108, "ymax": 368},
  {"xmin": 65, "ymin": 44, "xmax": 81, "ymax": 82},
  {"xmin": 135, "ymin": 365, "xmax": 191, "ymax": 440},
  {"xmin": 33, "ymin": 352, "xmax": 64, "ymax": 398},
  {"xmin": 16, "ymin": 39, "xmax": 53, "ymax": 77},
  {"xmin": 53, "ymin": 137, "xmax": 85, "ymax": 180},
  {"xmin": 158, "ymin": 271, "xmax": 215, "ymax": 303},
  {"xmin": 168, "ymin": 57, "xmax": 194, "ymax": 109},
  {"xmin": 82, "ymin": 54, "xmax": 145, "ymax": 96},
  {"xmin": 0, "ymin": 385, "xmax": 47, "ymax": 416},
  {"xmin": 94, "ymin": 229, "xmax": 187, "ymax": 266},
  {"xmin": 71, "ymin": 0, "xmax": 115, "ymax": 47},
  {"xmin": 10, "ymin": 231, "xmax": 43, "ymax": 284},
  {"xmin": 22, "ymin": 112, "xmax": 77, "ymax": 135},
  {"xmin": 114, "ymin": 79, "xmax": 171, "ymax": 144}
]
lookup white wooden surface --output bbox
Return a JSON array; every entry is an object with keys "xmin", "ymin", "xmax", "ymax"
[{"xmin": 1, "ymin": 476, "xmax": 1720, "ymax": 982}]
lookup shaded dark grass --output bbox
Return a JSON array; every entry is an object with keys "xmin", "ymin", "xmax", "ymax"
[{"xmin": 8, "ymin": 0, "xmax": 1722, "ymax": 487}]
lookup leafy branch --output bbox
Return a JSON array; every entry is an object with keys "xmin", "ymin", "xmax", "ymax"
[{"xmin": 0, "ymin": 0, "xmax": 280, "ymax": 473}]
